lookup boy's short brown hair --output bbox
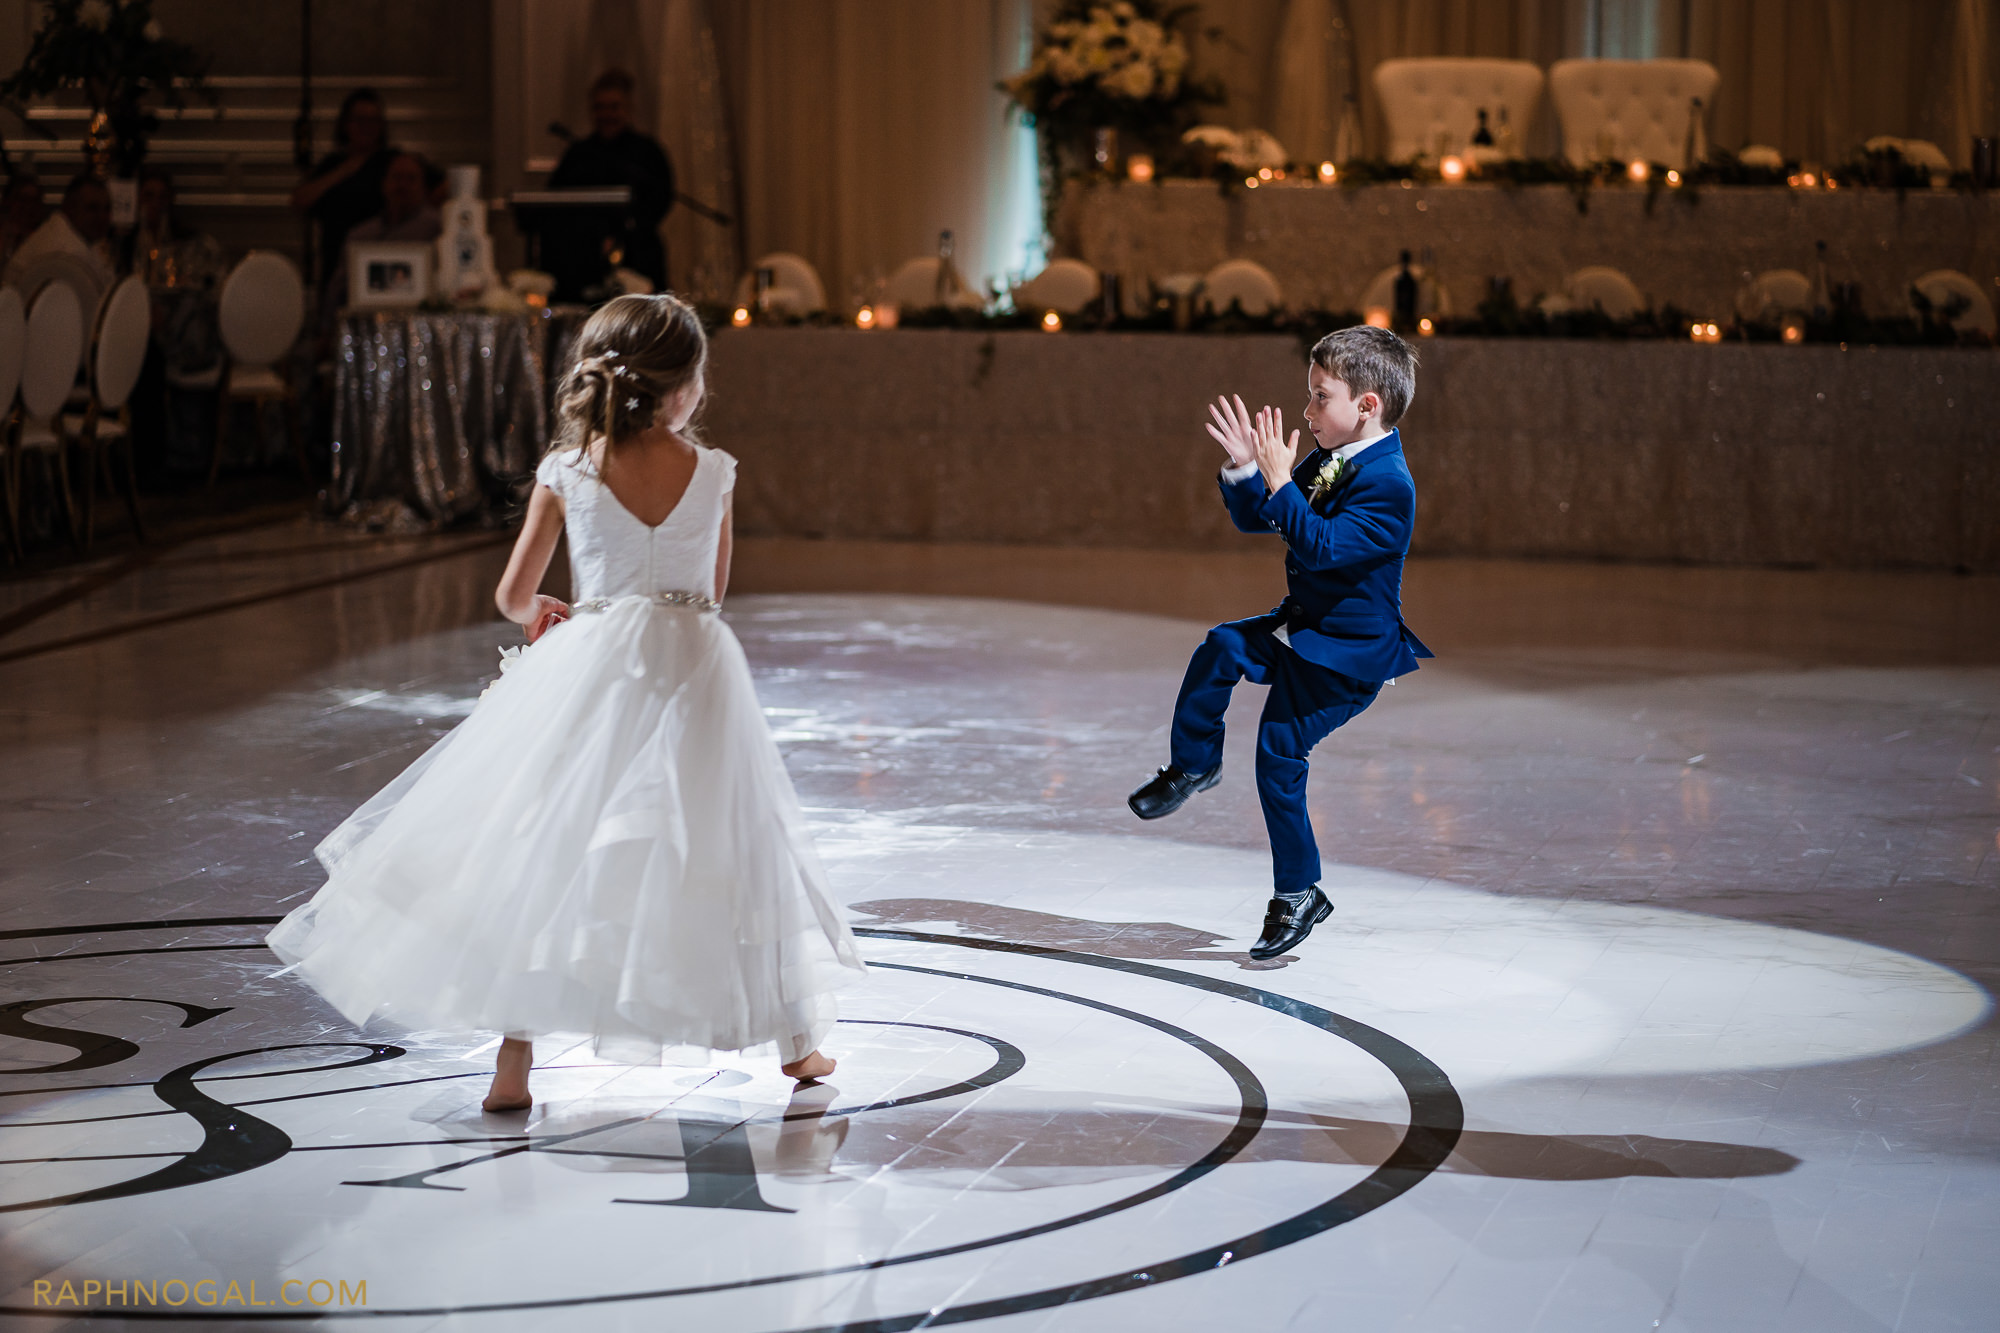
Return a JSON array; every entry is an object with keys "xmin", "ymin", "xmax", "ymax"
[{"xmin": 1309, "ymin": 325, "xmax": 1419, "ymax": 426}]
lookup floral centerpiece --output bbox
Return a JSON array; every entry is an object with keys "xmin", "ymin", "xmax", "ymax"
[
  {"xmin": 0, "ymin": 0, "xmax": 208, "ymax": 178},
  {"xmin": 1001, "ymin": 1, "xmax": 1221, "ymax": 231}
]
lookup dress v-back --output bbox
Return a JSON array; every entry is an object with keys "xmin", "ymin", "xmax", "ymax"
[
  {"xmin": 265, "ymin": 441, "xmax": 866, "ymax": 1066},
  {"xmin": 540, "ymin": 443, "xmax": 726, "ymax": 602}
]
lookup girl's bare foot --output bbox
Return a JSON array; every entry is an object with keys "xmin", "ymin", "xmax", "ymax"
[
  {"xmin": 781, "ymin": 1049, "xmax": 836, "ymax": 1082},
  {"xmin": 482, "ymin": 1037, "xmax": 534, "ymax": 1112}
]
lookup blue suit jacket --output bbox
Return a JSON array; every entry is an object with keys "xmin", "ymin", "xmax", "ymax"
[{"xmin": 1219, "ymin": 428, "xmax": 1434, "ymax": 683}]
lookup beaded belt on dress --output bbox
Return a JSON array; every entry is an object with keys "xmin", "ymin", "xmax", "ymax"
[{"xmin": 572, "ymin": 591, "xmax": 721, "ymax": 614}]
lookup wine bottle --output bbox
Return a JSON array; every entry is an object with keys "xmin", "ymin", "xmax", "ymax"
[
  {"xmin": 1810, "ymin": 240, "xmax": 1831, "ymax": 321},
  {"xmin": 1472, "ymin": 109, "xmax": 1494, "ymax": 147},
  {"xmin": 1393, "ymin": 250, "xmax": 1419, "ymax": 334}
]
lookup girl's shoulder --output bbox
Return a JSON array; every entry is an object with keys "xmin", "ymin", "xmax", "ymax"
[
  {"xmin": 699, "ymin": 444, "xmax": 737, "ymax": 491},
  {"xmin": 535, "ymin": 448, "xmax": 589, "ymax": 496}
]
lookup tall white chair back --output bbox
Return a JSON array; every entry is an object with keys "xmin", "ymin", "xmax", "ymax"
[
  {"xmin": 1373, "ymin": 58, "xmax": 1545, "ymax": 162},
  {"xmin": 218, "ymin": 251, "xmax": 306, "ymax": 369},
  {"xmin": 9, "ymin": 252, "xmax": 105, "ymax": 356},
  {"xmin": 21, "ymin": 281, "xmax": 83, "ymax": 422},
  {"xmin": 1548, "ymin": 59, "xmax": 1719, "ymax": 168},
  {"xmin": 92, "ymin": 276, "xmax": 151, "ymax": 411},
  {"xmin": 0, "ymin": 287, "xmax": 25, "ymax": 416},
  {"xmin": 732, "ymin": 252, "xmax": 828, "ymax": 315},
  {"xmin": 1200, "ymin": 259, "xmax": 1284, "ymax": 317}
]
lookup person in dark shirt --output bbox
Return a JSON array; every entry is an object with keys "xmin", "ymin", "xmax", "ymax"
[
  {"xmin": 291, "ymin": 88, "xmax": 398, "ymax": 296},
  {"xmin": 545, "ymin": 68, "xmax": 675, "ymax": 299}
]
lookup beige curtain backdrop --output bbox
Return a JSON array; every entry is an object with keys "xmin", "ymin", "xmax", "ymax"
[{"xmin": 711, "ymin": 0, "xmax": 1037, "ymax": 310}]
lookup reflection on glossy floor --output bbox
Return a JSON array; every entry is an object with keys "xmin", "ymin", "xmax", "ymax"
[{"xmin": 1, "ymin": 521, "xmax": 1996, "ymax": 1332}]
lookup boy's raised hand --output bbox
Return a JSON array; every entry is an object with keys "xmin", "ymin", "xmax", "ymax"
[
  {"xmin": 1205, "ymin": 394, "xmax": 1258, "ymax": 468},
  {"xmin": 1253, "ymin": 406, "xmax": 1301, "ymax": 492}
]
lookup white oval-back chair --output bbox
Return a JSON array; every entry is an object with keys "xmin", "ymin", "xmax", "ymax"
[
  {"xmin": 60, "ymin": 275, "xmax": 150, "ymax": 546},
  {"xmin": 882, "ymin": 256, "xmax": 983, "ymax": 312},
  {"xmin": 12, "ymin": 281, "xmax": 86, "ymax": 549},
  {"xmin": 1564, "ymin": 266, "xmax": 1647, "ymax": 320},
  {"xmin": 1200, "ymin": 259, "xmax": 1284, "ymax": 317},
  {"xmin": 1359, "ymin": 263, "xmax": 1453, "ymax": 319},
  {"xmin": 208, "ymin": 251, "xmax": 309, "ymax": 485},
  {"xmin": 1011, "ymin": 259, "xmax": 1100, "ymax": 315},
  {"xmin": 732, "ymin": 252, "xmax": 827, "ymax": 316},
  {"xmin": 1734, "ymin": 269, "xmax": 1812, "ymax": 324},
  {"xmin": 0, "ymin": 287, "xmax": 25, "ymax": 560},
  {"xmin": 1908, "ymin": 269, "xmax": 1996, "ymax": 338}
]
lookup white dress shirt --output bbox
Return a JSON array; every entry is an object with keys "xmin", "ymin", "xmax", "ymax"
[{"xmin": 1219, "ymin": 426, "xmax": 1393, "ymax": 658}]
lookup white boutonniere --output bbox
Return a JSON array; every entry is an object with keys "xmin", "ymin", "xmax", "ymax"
[{"xmin": 1307, "ymin": 454, "xmax": 1349, "ymax": 505}]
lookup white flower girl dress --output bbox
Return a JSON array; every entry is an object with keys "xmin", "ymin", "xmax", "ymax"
[{"xmin": 267, "ymin": 444, "xmax": 866, "ymax": 1064}]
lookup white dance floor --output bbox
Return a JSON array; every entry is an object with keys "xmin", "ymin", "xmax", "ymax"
[{"xmin": 1, "ymin": 537, "xmax": 1994, "ymax": 1331}]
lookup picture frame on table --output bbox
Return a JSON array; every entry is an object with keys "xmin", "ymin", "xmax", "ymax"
[{"xmin": 346, "ymin": 240, "xmax": 432, "ymax": 310}]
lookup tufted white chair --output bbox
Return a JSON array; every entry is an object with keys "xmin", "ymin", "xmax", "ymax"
[
  {"xmin": 882, "ymin": 257, "xmax": 984, "ymax": 312},
  {"xmin": 1373, "ymin": 59, "xmax": 1544, "ymax": 162},
  {"xmin": 1548, "ymin": 59, "xmax": 1718, "ymax": 168},
  {"xmin": 1358, "ymin": 263, "xmax": 1452, "ymax": 318}
]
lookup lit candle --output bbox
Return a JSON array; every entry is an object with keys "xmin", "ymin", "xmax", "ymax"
[
  {"xmin": 1126, "ymin": 154, "xmax": 1155, "ymax": 184},
  {"xmin": 1665, "ymin": 169, "xmax": 1682, "ymax": 187},
  {"xmin": 1244, "ymin": 176, "xmax": 1259, "ymax": 189},
  {"xmin": 1417, "ymin": 317, "xmax": 1435, "ymax": 336},
  {"xmin": 1781, "ymin": 315, "xmax": 1805, "ymax": 344},
  {"xmin": 1626, "ymin": 158, "xmax": 1650, "ymax": 183},
  {"xmin": 1439, "ymin": 155, "xmax": 1466, "ymax": 183},
  {"xmin": 1364, "ymin": 307, "xmax": 1392, "ymax": 329},
  {"xmin": 731, "ymin": 306, "xmax": 752, "ymax": 327},
  {"xmin": 1689, "ymin": 321, "xmax": 1722, "ymax": 343},
  {"xmin": 1041, "ymin": 310, "xmax": 1063, "ymax": 333},
  {"xmin": 1318, "ymin": 161, "xmax": 1337, "ymax": 184},
  {"xmin": 855, "ymin": 305, "xmax": 875, "ymax": 329},
  {"xmin": 1257, "ymin": 167, "xmax": 1274, "ymax": 181}
]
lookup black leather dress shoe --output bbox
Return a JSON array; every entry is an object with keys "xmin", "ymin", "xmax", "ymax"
[
  {"xmin": 1127, "ymin": 763, "xmax": 1221, "ymax": 820},
  {"xmin": 1250, "ymin": 887, "xmax": 1332, "ymax": 960}
]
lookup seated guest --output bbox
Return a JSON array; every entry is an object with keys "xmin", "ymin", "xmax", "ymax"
[
  {"xmin": 124, "ymin": 168, "xmax": 229, "ymax": 482},
  {"xmin": 544, "ymin": 68, "xmax": 675, "ymax": 300},
  {"xmin": 4, "ymin": 172, "xmax": 116, "ymax": 288},
  {"xmin": 291, "ymin": 87, "xmax": 398, "ymax": 301},
  {"xmin": 0, "ymin": 174, "xmax": 48, "ymax": 273},
  {"xmin": 324, "ymin": 151, "xmax": 441, "ymax": 311}
]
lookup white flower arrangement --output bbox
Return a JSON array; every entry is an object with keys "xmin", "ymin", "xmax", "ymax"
[
  {"xmin": 1181, "ymin": 124, "xmax": 1288, "ymax": 172},
  {"xmin": 1006, "ymin": 1, "xmax": 1191, "ymax": 107}
]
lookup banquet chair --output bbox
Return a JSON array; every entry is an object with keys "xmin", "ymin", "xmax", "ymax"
[
  {"xmin": 1358, "ymin": 263, "xmax": 1453, "ymax": 319},
  {"xmin": 1564, "ymin": 266, "xmax": 1647, "ymax": 320},
  {"xmin": 1372, "ymin": 58, "xmax": 1544, "ymax": 162},
  {"xmin": 60, "ymin": 275, "xmax": 150, "ymax": 548},
  {"xmin": 732, "ymin": 252, "xmax": 827, "ymax": 316},
  {"xmin": 0, "ymin": 288, "xmax": 24, "ymax": 562},
  {"xmin": 199, "ymin": 251, "xmax": 309, "ymax": 486},
  {"xmin": 1735, "ymin": 270, "xmax": 1812, "ymax": 324},
  {"xmin": 883, "ymin": 257, "xmax": 983, "ymax": 312},
  {"xmin": 7, "ymin": 281, "xmax": 86, "ymax": 553},
  {"xmin": 1200, "ymin": 259, "xmax": 1284, "ymax": 317},
  {"xmin": 1908, "ymin": 270, "xmax": 1996, "ymax": 339},
  {"xmin": 1548, "ymin": 59, "xmax": 1719, "ymax": 168},
  {"xmin": 1011, "ymin": 259, "xmax": 1100, "ymax": 315}
]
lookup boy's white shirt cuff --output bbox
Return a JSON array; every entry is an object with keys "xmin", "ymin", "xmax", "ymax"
[{"xmin": 1220, "ymin": 460, "xmax": 1260, "ymax": 483}]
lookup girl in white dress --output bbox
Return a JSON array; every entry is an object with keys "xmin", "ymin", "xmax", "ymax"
[{"xmin": 266, "ymin": 294, "xmax": 866, "ymax": 1111}]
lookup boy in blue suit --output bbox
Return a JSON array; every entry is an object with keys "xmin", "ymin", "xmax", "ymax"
[{"xmin": 1129, "ymin": 325, "xmax": 1432, "ymax": 960}]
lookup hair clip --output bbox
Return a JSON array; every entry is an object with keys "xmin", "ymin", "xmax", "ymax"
[{"xmin": 626, "ymin": 396, "xmax": 640, "ymax": 412}]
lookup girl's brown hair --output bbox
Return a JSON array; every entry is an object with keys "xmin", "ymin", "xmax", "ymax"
[{"xmin": 552, "ymin": 293, "xmax": 708, "ymax": 465}]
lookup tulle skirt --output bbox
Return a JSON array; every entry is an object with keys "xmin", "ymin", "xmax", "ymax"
[{"xmin": 264, "ymin": 595, "xmax": 867, "ymax": 1064}]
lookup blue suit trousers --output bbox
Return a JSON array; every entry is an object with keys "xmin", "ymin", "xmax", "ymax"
[{"xmin": 1168, "ymin": 613, "xmax": 1381, "ymax": 893}]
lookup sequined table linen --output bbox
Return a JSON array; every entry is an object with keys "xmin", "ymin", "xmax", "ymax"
[{"xmin": 330, "ymin": 310, "xmax": 559, "ymax": 523}]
